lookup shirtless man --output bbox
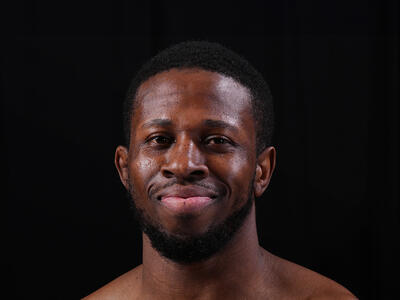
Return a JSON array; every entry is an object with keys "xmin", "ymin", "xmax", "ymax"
[{"xmin": 84, "ymin": 41, "xmax": 357, "ymax": 300}]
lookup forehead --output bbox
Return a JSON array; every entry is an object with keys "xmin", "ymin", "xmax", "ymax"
[{"xmin": 132, "ymin": 68, "xmax": 254, "ymax": 131}]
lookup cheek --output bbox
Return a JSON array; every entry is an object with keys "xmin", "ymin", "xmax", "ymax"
[
  {"xmin": 129, "ymin": 155, "xmax": 158, "ymax": 195},
  {"xmin": 212, "ymin": 153, "xmax": 255, "ymax": 208}
]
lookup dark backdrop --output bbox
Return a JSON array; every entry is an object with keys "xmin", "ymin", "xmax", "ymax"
[{"xmin": 2, "ymin": 1, "xmax": 398, "ymax": 299}]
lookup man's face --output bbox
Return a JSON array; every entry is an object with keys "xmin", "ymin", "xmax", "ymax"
[{"xmin": 117, "ymin": 68, "xmax": 264, "ymax": 262}]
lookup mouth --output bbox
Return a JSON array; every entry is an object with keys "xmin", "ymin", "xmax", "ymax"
[
  {"xmin": 156, "ymin": 185, "xmax": 218, "ymax": 215},
  {"xmin": 160, "ymin": 196, "xmax": 216, "ymax": 215}
]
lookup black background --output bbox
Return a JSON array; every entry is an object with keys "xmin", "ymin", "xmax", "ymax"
[{"xmin": 2, "ymin": 1, "xmax": 398, "ymax": 299}]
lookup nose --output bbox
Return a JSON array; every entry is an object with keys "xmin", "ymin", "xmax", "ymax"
[{"xmin": 161, "ymin": 137, "xmax": 209, "ymax": 181}]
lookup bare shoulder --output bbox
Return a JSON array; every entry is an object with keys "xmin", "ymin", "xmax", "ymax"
[
  {"xmin": 265, "ymin": 251, "xmax": 357, "ymax": 300},
  {"xmin": 82, "ymin": 265, "xmax": 142, "ymax": 300}
]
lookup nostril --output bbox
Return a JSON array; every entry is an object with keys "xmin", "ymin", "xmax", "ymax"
[
  {"xmin": 191, "ymin": 170, "xmax": 205, "ymax": 176},
  {"xmin": 161, "ymin": 163, "xmax": 208, "ymax": 180},
  {"xmin": 162, "ymin": 169, "xmax": 174, "ymax": 178}
]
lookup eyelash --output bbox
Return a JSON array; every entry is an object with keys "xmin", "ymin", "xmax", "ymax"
[
  {"xmin": 205, "ymin": 136, "xmax": 230, "ymax": 145},
  {"xmin": 148, "ymin": 135, "xmax": 174, "ymax": 145},
  {"xmin": 145, "ymin": 135, "xmax": 233, "ymax": 146}
]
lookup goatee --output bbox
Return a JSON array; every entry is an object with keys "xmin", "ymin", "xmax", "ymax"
[{"xmin": 127, "ymin": 179, "xmax": 254, "ymax": 264}]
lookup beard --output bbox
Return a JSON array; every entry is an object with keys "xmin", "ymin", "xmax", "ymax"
[{"xmin": 127, "ymin": 177, "xmax": 255, "ymax": 264}]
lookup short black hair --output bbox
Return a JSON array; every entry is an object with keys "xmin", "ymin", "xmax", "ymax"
[{"xmin": 123, "ymin": 41, "xmax": 274, "ymax": 154}]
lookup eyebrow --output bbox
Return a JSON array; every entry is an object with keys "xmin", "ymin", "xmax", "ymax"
[
  {"xmin": 141, "ymin": 119, "xmax": 173, "ymax": 129},
  {"xmin": 202, "ymin": 119, "xmax": 238, "ymax": 133},
  {"xmin": 140, "ymin": 118, "xmax": 238, "ymax": 132}
]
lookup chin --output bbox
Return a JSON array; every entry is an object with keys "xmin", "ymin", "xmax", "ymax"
[{"xmin": 134, "ymin": 195, "xmax": 254, "ymax": 264}]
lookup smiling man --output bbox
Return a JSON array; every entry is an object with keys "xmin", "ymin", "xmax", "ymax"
[{"xmin": 84, "ymin": 41, "xmax": 356, "ymax": 300}]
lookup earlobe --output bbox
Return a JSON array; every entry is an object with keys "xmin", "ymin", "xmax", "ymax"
[
  {"xmin": 115, "ymin": 145, "xmax": 129, "ymax": 190},
  {"xmin": 254, "ymin": 146, "xmax": 276, "ymax": 198}
]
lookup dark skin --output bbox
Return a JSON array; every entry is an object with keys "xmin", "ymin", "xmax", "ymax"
[{"xmin": 84, "ymin": 68, "xmax": 357, "ymax": 300}]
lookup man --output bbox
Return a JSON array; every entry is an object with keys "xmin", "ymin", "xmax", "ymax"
[{"xmin": 84, "ymin": 41, "xmax": 356, "ymax": 299}]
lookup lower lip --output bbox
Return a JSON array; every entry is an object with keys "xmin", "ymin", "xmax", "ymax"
[{"xmin": 160, "ymin": 196, "xmax": 215, "ymax": 214}]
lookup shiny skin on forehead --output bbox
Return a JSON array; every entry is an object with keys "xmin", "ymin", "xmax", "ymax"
[{"xmin": 133, "ymin": 69, "xmax": 254, "ymax": 131}]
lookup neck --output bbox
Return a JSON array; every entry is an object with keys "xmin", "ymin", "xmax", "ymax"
[{"xmin": 140, "ymin": 203, "xmax": 268, "ymax": 300}]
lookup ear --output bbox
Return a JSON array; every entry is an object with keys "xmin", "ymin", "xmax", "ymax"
[
  {"xmin": 254, "ymin": 146, "xmax": 276, "ymax": 198},
  {"xmin": 115, "ymin": 145, "xmax": 130, "ymax": 190}
]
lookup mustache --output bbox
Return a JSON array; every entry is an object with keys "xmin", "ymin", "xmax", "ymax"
[{"xmin": 148, "ymin": 180, "xmax": 219, "ymax": 199}]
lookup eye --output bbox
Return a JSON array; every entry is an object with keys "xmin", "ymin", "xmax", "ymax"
[
  {"xmin": 205, "ymin": 136, "xmax": 231, "ymax": 145},
  {"xmin": 147, "ymin": 135, "xmax": 174, "ymax": 145}
]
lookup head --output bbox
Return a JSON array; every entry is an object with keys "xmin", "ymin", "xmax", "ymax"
[{"xmin": 115, "ymin": 41, "xmax": 276, "ymax": 264}]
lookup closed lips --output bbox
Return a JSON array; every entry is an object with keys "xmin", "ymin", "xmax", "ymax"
[{"xmin": 156, "ymin": 186, "xmax": 218, "ymax": 201}]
